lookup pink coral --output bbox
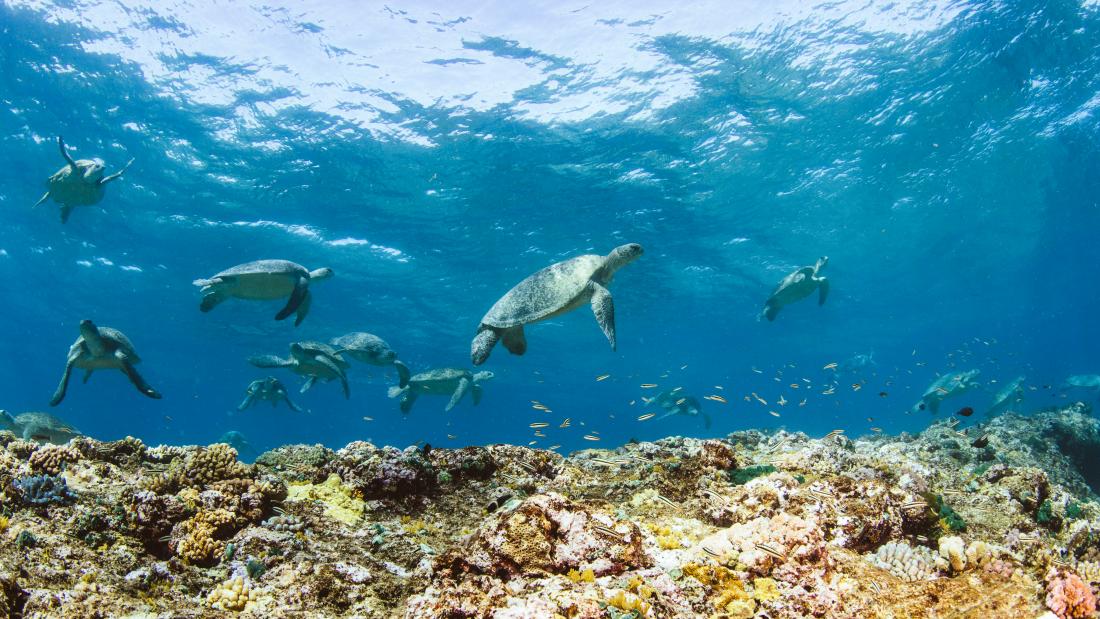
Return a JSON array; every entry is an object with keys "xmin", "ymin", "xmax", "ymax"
[{"xmin": 1046, "ymin": 567, "xmax": 1097, "ymax": 619}]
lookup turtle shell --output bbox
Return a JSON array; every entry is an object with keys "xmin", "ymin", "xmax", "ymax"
[
  {"xmin": 212, "ymin": 260, "xmax": 308, "ymax": 279},
  {"xmin": 410, "ymin": 368, "xmax": 469, "ymax": 386},
  {"xmin": 81, "ymin": 327, "xmax": 140, "ymax": 362},
  {"xmin": 291, "ymin": 341, "xmax": 348, "ymax": 367},
  {"xmin": 480, "ymin": 254, "xmax": 604, "ymax": 328}
]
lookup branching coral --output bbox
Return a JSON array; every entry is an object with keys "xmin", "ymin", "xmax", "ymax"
[
  {"xmin": 27, "ymin": 445, "xmax": 80, "ymax": 475},
  {"xmin": 14, "ymin": 474, "xmax": 75, "ymax": 505}
]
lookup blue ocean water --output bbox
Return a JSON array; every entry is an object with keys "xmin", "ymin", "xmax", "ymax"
[{"xmin": 0, "ymin": 0, "xmax": 1097, "ymax": 459}]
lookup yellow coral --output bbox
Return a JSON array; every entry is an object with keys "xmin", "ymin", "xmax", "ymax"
[
  {"xmin": 285, "ymin": 474, "xmax": 364, "ymax": 525},
  {"xmin": 0, "ymin": 516, "xmax": 9, "ymax": 534},
  {"xmin": 683, "ymin": 563, "xmax": 754, "ymax": 617},
  {"xmin": 752, "ymin": 577, "xmax": 781, "ymax": 603},
  {"xmin": 647, "ymin": 523, "xmax": 684, "ymax": 550},
  {"xmin": 567, "ymin": 568, "xmax": 596, "ymax": 583},
  {"xmin": 207, "ymin": 577, "xmax": 257, "ymax": 612},
  {"xmin": 607, "ymin": 590, "xmax": 652, "ymax": 617}
]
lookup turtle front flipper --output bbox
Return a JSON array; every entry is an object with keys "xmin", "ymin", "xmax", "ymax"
[
  {"xmin": 390, "ymin": 360, "xmax": 411, "ymax": 389},
  {"xmin": 50, "ymin": 359, "xmax": 76, "ymax": 407},
  {"xmin": 315, "ymin": 355, "xmax": 350, "ymax": 399},
  {"xmin": 99, "ymin": 158, "xmax": 134, "ymax": 185},
  {"xmin": 248, "ymin": 355, "xmax": 291, "ymax": 369},
  {"xmin": 200, "ymin": 290, "xmax": 228, "ymax": 312},
  {"xmin": 502, "ymin": 327, "xmax": 527, "ymax": 355},
  {"xmin": 589, "ymin": 282, "xmax": 616, "ymax": 351},
  {"xmin": 471, "ymin": 327, "xmax": 500, "ymax": 366},
  {"xmin": 293, "ymin": 290, "xmax": 312, "ymax": 327},
  {"xmin": 281, "ymin": 391, "xmax": 302, "ymax": 412},
  {"xmin": 237, "ymin": 391, "xmax": 257, "ymax": 411},
  {"xmin": 34, "ymin": 191, "xmax": 51, "ymax": 208},
  {"xmin": 275, "ymin": 276, "xmax": 309, "ymax": 323},
  {"xmin": 300, "ymin": 376, "xmax": 317, "ymax": 393},
  {"xmin": 817, "ymin": 277, "xmax": 830, "ymax": 306},
  {"xmin": 119, "ymin": 359, "xmax": 162, "ymax": 400},
  {"xmin": 58, "ymin": 136, "xmax": 77, "ymax": 167},
  {"xmin": 446, "ymin": 377, "xmax": 472, "ymax": 412}
]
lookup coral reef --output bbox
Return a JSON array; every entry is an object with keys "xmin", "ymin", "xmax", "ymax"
[{"xmin": 0, "ymin": 404, "xmax": 1095, "ymax": 616}]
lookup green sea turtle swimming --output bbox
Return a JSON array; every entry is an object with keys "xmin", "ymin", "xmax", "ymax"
[
  {"xmin": 193, "ymin": 260, "xmax": 334, "ymax": 326},
  {"xmin": 761, "ymin": 256, "xmax": 830, "ymax": 322},
  {"xmin": 237, "ymin": 377, "xmax": 302, "ymax": 412},
  {"xmin": 34, "ymin": 136, "xmax": 134, "ymax": 223},
  {"xmin": 0, "ymin": 410, "xmax": 82, "ymax": 444},
  {"xmin": 387, "ymin": 368, "xmax": 494, "ymax": 413},
  {"xmin": 643, "ymin": 387, "xmax": 711, "ymax": 428},
  {"xmin": 330, "ymin": 332, "xmax": 410, "ymax": 388},
  {"xmin": 910, "ymin": 369, "xmax": 980, "ymax": 414},
  {"xmin": 471, "ymin": 243, "xmax": 644, "ymax": 365},
  {"xmin": 51, "ymin": 320, "xmax": 162, "ymax": 406},
  {"xmin": 249, "ymin": 341, "xmax": 350, "ymax": 399}
]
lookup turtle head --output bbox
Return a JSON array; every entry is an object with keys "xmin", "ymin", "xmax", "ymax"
[
  {"xmin": 0, "ymin": 410, "xmax": 15, "ymax": 432},
  {"xmin": 308, "ymin": 267, "xmax": 334, "ymax": 282},
  {"xmin": 78, "ymin": 319, "xmax": 100, "ymax": 340},
  {"xmin": 605, "ymin": 243, "xmax": 644, "ymax": 273},
  {"xmin": 815, "ymin": 256, "xmax": 829, "ymax": 272},
  {"xmin": 82, "ymin": 158, "xmax": 106, "ymax": 181},
  {"xmin": 473, "ymin": 370, "xmax": 495, "ymax": 383}
]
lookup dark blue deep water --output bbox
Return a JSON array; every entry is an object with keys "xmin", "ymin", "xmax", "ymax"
[{"xmin": 1, "ymin": 0, "xmax": 1098, "ymax": 458}]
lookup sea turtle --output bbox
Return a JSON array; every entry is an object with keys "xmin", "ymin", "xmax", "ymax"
[
  {"xmin": 1063, "ymin": 374, "xmax": 1100, "ymax": 393},
  {"xmin": 249, "ymin": 341, "xmax": 350, "ymax": 399},
  {"xmin": 0, "ymin": 410, "xmax": 82, "ymax": 444},
  {"xmin": 51, "ymin": 320, "xmax": 162, "ymax": 406},
  {"xmin": 237, "ymin": 376, "xmax": 302, "ymax": 412},
  {"xmin": 643, "ymin": 388, "xmax": 710, "ymax": 428},
  {"xmin": 910, "ymin": 369, "xmax": 980, "ymax": 415},
  {"xmin": 471, "ymin": 243, "xmax": 644, "ymax": 365},
  {"xmin": 986, "ymin": 376, "xmax": 1025, "ymax": 417},
  {"xmin": 193, "ymin": 260, "xmax": 334, "ymax": 327},
  {"xmin": 330, "ymin": 332, "xmax": 410, "ymax": 388},
  {"xmin": 33, "ymin": 136, "xmax": 134, "ymax": 223},
  {"xmin": 387, "ymin": 368, "xmax": 494, "ymax": 414},
  {"xmin": 760, "ymin": 256, "xmax": 830, "ymax": 322},
  {"xmin": 217, "ymin": 430, "xmax": 257, "ymax": 460}
]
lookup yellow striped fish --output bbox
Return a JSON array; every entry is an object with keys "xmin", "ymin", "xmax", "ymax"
[
  {"xmin": 637, "ymin": 413, "xmax": 656, "ymax": 421},
  {"xmin": 595, "ymin": 374, "xmax": 610, "ymax": 382}
]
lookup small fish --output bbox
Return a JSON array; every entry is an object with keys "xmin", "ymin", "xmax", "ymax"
[
  {"xmin": 447, "ymin": 434, "xmax": 457, "ymax": 440},
  {"xmin": 870, "ymin": 427, "xmax": 883, "ymax": 433},
  {"xmin": 637, "ymin": 413, "xmax": 656, "ymax": 421},
  {"xmin": 935, "ymin": 387, "xmax": 949, "ymax": 395},
  {"xmin": 675, "ymin": 398, "xmax": 687, "ymax": 405},
  {"xmin": 630, "ymin": 454, "xmax": 654, "ymax": 463},
  {"xmin": 851, "ymin": 383, "xmax": 862, "ymax": 391},
  {"xmin": 362, "ymin": 416, "xmax": 374, "ymax": 422},
  {"xmin": 701, "ymin": 546, "xmax": 721, "ymax": 558},
  {"xmin": 559, "ymin": 418, "xmax": 572, "ymax": 428},
  {"xmin": 822, "ymin": 386, "xmax": 836, "ymax": 395},
  {"xmin": 946, "ymin": 418, "xmax": 961, "ymax": 428},
  {"xmin": 517, "ymin": 461, "xmax": 538, "ymax": 474},
  {"xmin": 971, "ymin": 435, "xmax": 990, "ymax": 449},
  {"xmin": 680, "ymin": 364, "xmax": 688, "ymax": 370},
  {"xmin": 1017, "ymin": 533, "xmax": 1040, "ymax": 544},
  {"xmin": 868, "ymin": 580, "xmax": 882, "ymax": 594},
  {"xmin": 593, "ymin": 524, "xmax": 625, "ymax": 541},
  {"xmin": 956, "ymin": 406, "xmax": 974, "ymax": 417},
  {"xmin": 752, "ymin": 393, "xmax": 768, "ymax": 405},
  {"xmin": 900, "ymin": 500, "xmax": 928, "ymax": 512},
  {"xmin": 866, "ymin": 417, "xmax": 874, "ymax": 422},
  {"xmin": 823, "ymin": 362, "xmax": 838, "ymax": 370},
  {"xmin": 789, "ymin": 383, "xmax": 800, "ymax": 389},
  {"xmin": 755, "ymin": 542, "xmax": 786, "ymax": 561},
  {"xmin": 777, "ymin": 396, "xmax": 787, "ymax": 406},
  {"xmin": 808, "ymin": 488, "xmax": 835, "ymax": 501},
  {"xmin": 703, "ymin": 489, "xmax": 728, "ymax": 505},
  {"xmin": 583, "ymin": 434, "xmax": 601, "ymax": 441},
  {"xmin": 596, "ymin": 374, "xmax": 610, "ymax": 382},
  {"xmin": 752, "ymin": 367, "xmax": 763, "ymax": 374},
  {"xmin": 799, "ymin": 398, "xmax": 807, "ymax": 407},
  {"xmin": 824, "ymin": 429, "xmax": 845, "ymax": 441},
  {"xmin": 629, "ymin": 400, "xmax": 636, "ymax": 406},
  {"xmin": 714, "ymin": 385, "xmax": 724, "ymax": 390},
  {"xmin": 878, "ymin": 391, "xmax": 888, "ymax": 398},
  {"xmin": 592, "ymin": 458, "xmax": 620, "ymax": 466},
  {"xmin": 914, "ymin": 535, "xmax": 930, "ymax": 543},
  {"xmin": 529, "ymin": 422, "xmax": 549, "ymax": 429},
  {"xmin": 527, "ymin": 441, "xmax": 537, "ymax": 446},
  {"xmin": 941, "ymin": 490, "xmax": 965, "ymax": 498},
  {"xmin": 764, "ymin": 437, "xmax": 790, "ymax": 453},
  {"xmin": 640, "ymin": 383, "xmax": 658, "ymax": 389},
  {"xmin": 769, "ymin": 411, "xmax": 780, "ymax": 417},
  {"xmin": 548, "ymin": 444, "xmax": 561, "ymax": 450},
  {"xmin": 704, "ymin": 395, "xmax": 728, "ymax": 403},
  {"xmin": 655, "ymin": 494, "xmax": 677, "ymax": 509},
  {"xmin": 534, "ymin": 431, "xmax": 546, "ymax": 437},
  {"xmin": 532, "ymin": 404, "xmax": 551, "ymax": 411}
]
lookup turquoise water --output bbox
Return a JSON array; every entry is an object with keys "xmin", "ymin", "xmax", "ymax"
[{"xmin": 0, "ymin": 0, "xmax": 1097, "ymax": 457}]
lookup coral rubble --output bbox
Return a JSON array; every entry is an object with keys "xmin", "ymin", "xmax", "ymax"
[{"xmin": 0, "ymin": 404, "xmax": 1097, "ymax": 617}]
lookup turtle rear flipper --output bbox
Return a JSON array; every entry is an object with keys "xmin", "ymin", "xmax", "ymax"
[
  {"xmin": 399, "ymin": 391, "xmax": 418, "ymax": 414},
  {"xmin": 315, "ymin": 355, "xmax": 349, "ymax": 399},
  {"xmin": 119, "ymin": 360, "xmax": 161, "ymax": 399},
  {"xmin": 60, "ymin": 204, "xmax": 75, "ymax": 224},
  {"xmin": 300, "ymin": 376, "xmax": 317, "ymax": 393},
  {"xmin": 589, "ymin": 282, "xmax": 616, "ymax": 351},
  {"xmin": 275, "ymin": 276, "xmax": 309, "ymax": 323},
  {"xmin": 393, "ymin": 360, "xmax": 411, "ymax": 388},
  {"xmin": 446, "ymin": 377, "xmax": 471, "ymax": 412},
  {"xmin": 762, "ymin": 302, "xmax": 781, "ymax": 322},
  {"xmin": 471, "ymin": 327, "xmax": 499, "ymax": 366},
  {"xmin": 50, "ymin": 360, "xmax": 76, "ymax": 407},
  {"xmin": 472, "ymin": 384, "xmax": 483, "ymax": 406},
  {"xmin": 818, "ymin": 277, "xmax": 830, "ymax": 306},
  {"xmin": 502, "ymin": 326, "xmax": 526, "ymax": 355}
]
